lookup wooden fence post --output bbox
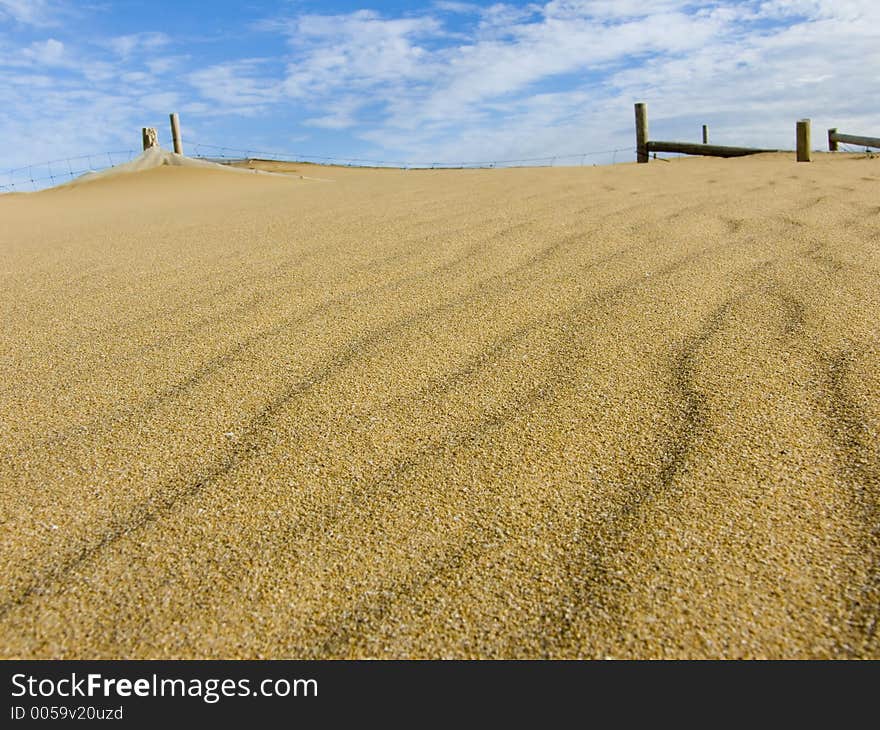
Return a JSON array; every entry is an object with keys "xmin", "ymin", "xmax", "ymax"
[
  {"xmin": 796, "ymin": 119, "xmax": 811, "ymax": 162},
  {"xmin": 142, "ymin": 127, "xmax": 159, "ymax": 151},
  {"xmin": 702, "ymin": 125, "xmax": 708, "ymax": 144},
  {"xmin": 828, "ymin": 128, "xmax": 838, "ymax": 152},
  {"xmin": 635, "ymin": 103, "xmax": 649, "ymax": 163},
  {"xmin": 826, "ymin": 130, "xmax": 880, "ymax": 149},
  {"xmin": 170, "ymin": 113, "xmax": 183, "ymax": 155}
]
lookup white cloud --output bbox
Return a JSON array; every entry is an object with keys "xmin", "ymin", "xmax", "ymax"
[
  {"xmin": 259, "ymin": 2, "xmax": 725, "ymax": 145},
  {"xmin": 20, "ymin": 38, "xmax": 65, "ymax": 66},
  {"xmin": 246, "ymin": 1, "xmax": 880, "ymax": 162},
  {"xmin": 433, "ymin": 1, "xmax": 482, "ymax": 14},
  {"xmin": 0, "ymin": 30, "xmax": 184, "ymax": 173},
  {"xmin": 304, "ymin": 97, "xmax": 365, "ymax": 129},
  {"xmin": 105, "ymin": 32, "xmax": 170, "ymax": 58},
  {"xmin": 3, "ymin": 1, "xmax": 880, "ymax": 180},
  {"xmin": 542, "ymin": 0, "xmax": 694, "ymax": 20},
  {"xmin": 277, "ymin": 10, "xmax": 441, "ymax": 98},
  {"xmin": 0, "ymin": 0, "xmax": 53, "ymax": 25},
  {"xmin": 187, "ymin": 60, "xmax": 284, "ymax": 112}
]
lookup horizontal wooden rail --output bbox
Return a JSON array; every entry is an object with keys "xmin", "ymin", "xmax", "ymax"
[
  {"xmin": 646, "ymin": 140, "xmax": 777, "ymax": 158},
  {"xmin": 827, "ymin": 130, "xmax": 880, "ymax": 151}
]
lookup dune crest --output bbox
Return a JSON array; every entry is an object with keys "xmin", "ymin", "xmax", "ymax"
[{"xmin": 65, "ymin": 146, "xmax": 288, "ymax": 187}]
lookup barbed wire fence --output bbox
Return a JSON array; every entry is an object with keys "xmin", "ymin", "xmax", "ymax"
[
  {"xmin": 837, "ymin": 142, "xmax": 879, "ymax": 155},
  {"xmin": 0, "ymin": 150, "xmax": 140, "ymax": 193},
  {"xmin": 6, "ymin": 137, "xmax": 876, "ymax": 194},
  {"xmin": 187, "ymin": 142, "xmax": 636, "ymax": 170},
  {"xmin": 1, "ymin": 141, "xmax": 637, "ymax": 192},
  {"xmin": 0, "ymin": 130, "xmax": 181, "ymax": 193}
]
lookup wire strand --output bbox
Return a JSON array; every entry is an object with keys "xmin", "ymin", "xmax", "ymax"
[
  {"xmin": 186, "ymin": 142, "xmax": 635, "ymax": 169},
  {"xmin": 2, "ymin": 145, "xmax": 636, "ymax": 192}
]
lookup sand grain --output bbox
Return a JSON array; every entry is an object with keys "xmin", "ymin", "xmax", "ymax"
[{"xmin": 1, "ymin": 153, "xmax": 878, "ymax": 658}]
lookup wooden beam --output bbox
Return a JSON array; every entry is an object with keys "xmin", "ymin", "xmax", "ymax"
[
  {"xmin": 646, "ymin": 140, "xmax": 775, "ymax": 158},
  {"xmin": 635, "ymin": 103, "xmax": 649, "ymax": 163},
  {"xmin": 829, "ymin": 131, "xmax": 880, "ymax": 149},
  {"xmin": 828, "ymin": 128, "xmax": 838, "ymax": 152},
  {"xmin": 796, "ymin": 119, "xmax": 811, "ymax": 162},
  {"xmin": 170, "ymin": 113, "xmax": 183, "ymax": 155}
]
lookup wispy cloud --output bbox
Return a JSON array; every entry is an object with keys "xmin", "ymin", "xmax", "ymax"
[
  {"xmin": 247, "ymin": 0, "xmax": 880, "ymax": 161},
  {"xmin": 0, "ymin": 0, "xmax": 55, "ymax": 26},
  {"xmin": 1, "ymin": 1, "xmax": 880, "ymax": 175},
  {"xmin": 20, "ymin": 38, "xmax": 65, "ymax": 66},
  {"xmin": 187, "ymin": 59, "xmax": 284, "ymax": 112},
  {"xmin": 433, "ymin": 1, "xmax": 481, "ymax": 13},
  {"xmin": 104, "ymin": 32, "xmax": 170, "ymax": 58},
  {"xmin": 272, "ymin": 10, "xmax": 442, "ymax": 97}
]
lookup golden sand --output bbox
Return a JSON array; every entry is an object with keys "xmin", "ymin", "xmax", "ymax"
[{"xmin": 0, "ymin": 153, "xmax": 878, "ymax": 658}]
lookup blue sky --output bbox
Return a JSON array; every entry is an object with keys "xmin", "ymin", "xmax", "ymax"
[{"xmin": 1, "ymin": 0, "xmax": 879, "ymax": 171}]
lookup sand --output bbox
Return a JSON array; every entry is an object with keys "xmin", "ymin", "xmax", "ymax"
[
  {"xmin": 65, "ymin": 147, "xmax": 305, "ymax": 186},
  {"xmin": 0, "ymin": 152, "xmax": 877, "ymax": 659}
]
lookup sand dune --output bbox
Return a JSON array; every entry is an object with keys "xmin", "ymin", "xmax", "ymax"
[{"xmin": 0, "ymin": 152, "xmax": 878, "ymax": 659}]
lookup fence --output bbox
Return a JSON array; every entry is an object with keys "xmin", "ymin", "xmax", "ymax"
[
  {"xmin": 0, "ymin": 150, "xmax": 143, "ymax": 193},
  {"xmin": 0, "ymin": 128, "xmax": 178, "ymax": 193},
  {"xmin": 2, "ymin": 142, "xmax": 636, "ymax": 193},
  {"xmin": 827, "ymin": 128, "xmax": 880, "ymax": 151},
  {"xmin": 635, "ymin": 103, "xmax": 880, "ymax": 164},
  {"xmin": 186, "ymin": 142, "xmax": 635, "ymax": 170},
  {"xmin": 6, "ymin": 106, "xmax": 880, "ymax": 193},
  {"xmin": 635, "ymin": 102, "xmax": 777, "ymax": 163}
]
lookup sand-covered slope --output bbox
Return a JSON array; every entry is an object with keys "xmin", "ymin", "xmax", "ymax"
[
  {"xmin": 0, "ymin": 153, "xmax": 878, "ymax": 659},
  {"xmin": 62, "ymin": 146, "xmax": 300, "ymax": 187}
]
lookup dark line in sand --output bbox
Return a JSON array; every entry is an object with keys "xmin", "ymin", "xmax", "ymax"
[
  {"xmin": 270, "ymin": 253, "xmax": 776, "ymax": 657},
  {"xmin": 818, "ymin": 350, "xmax": 880, "ymax": 655},
  {"xmin": 0, "ymin": 210, "xmax": 647, "ymax": 619},
  {"xmin": 770, "ymin": 277, "xmax": 878, "ymax": 657}
]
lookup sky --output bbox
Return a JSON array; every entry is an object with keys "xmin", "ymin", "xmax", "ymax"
[{"xmin": 1, "ymin": 0, "xmax": 879, "ymax": 174}]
